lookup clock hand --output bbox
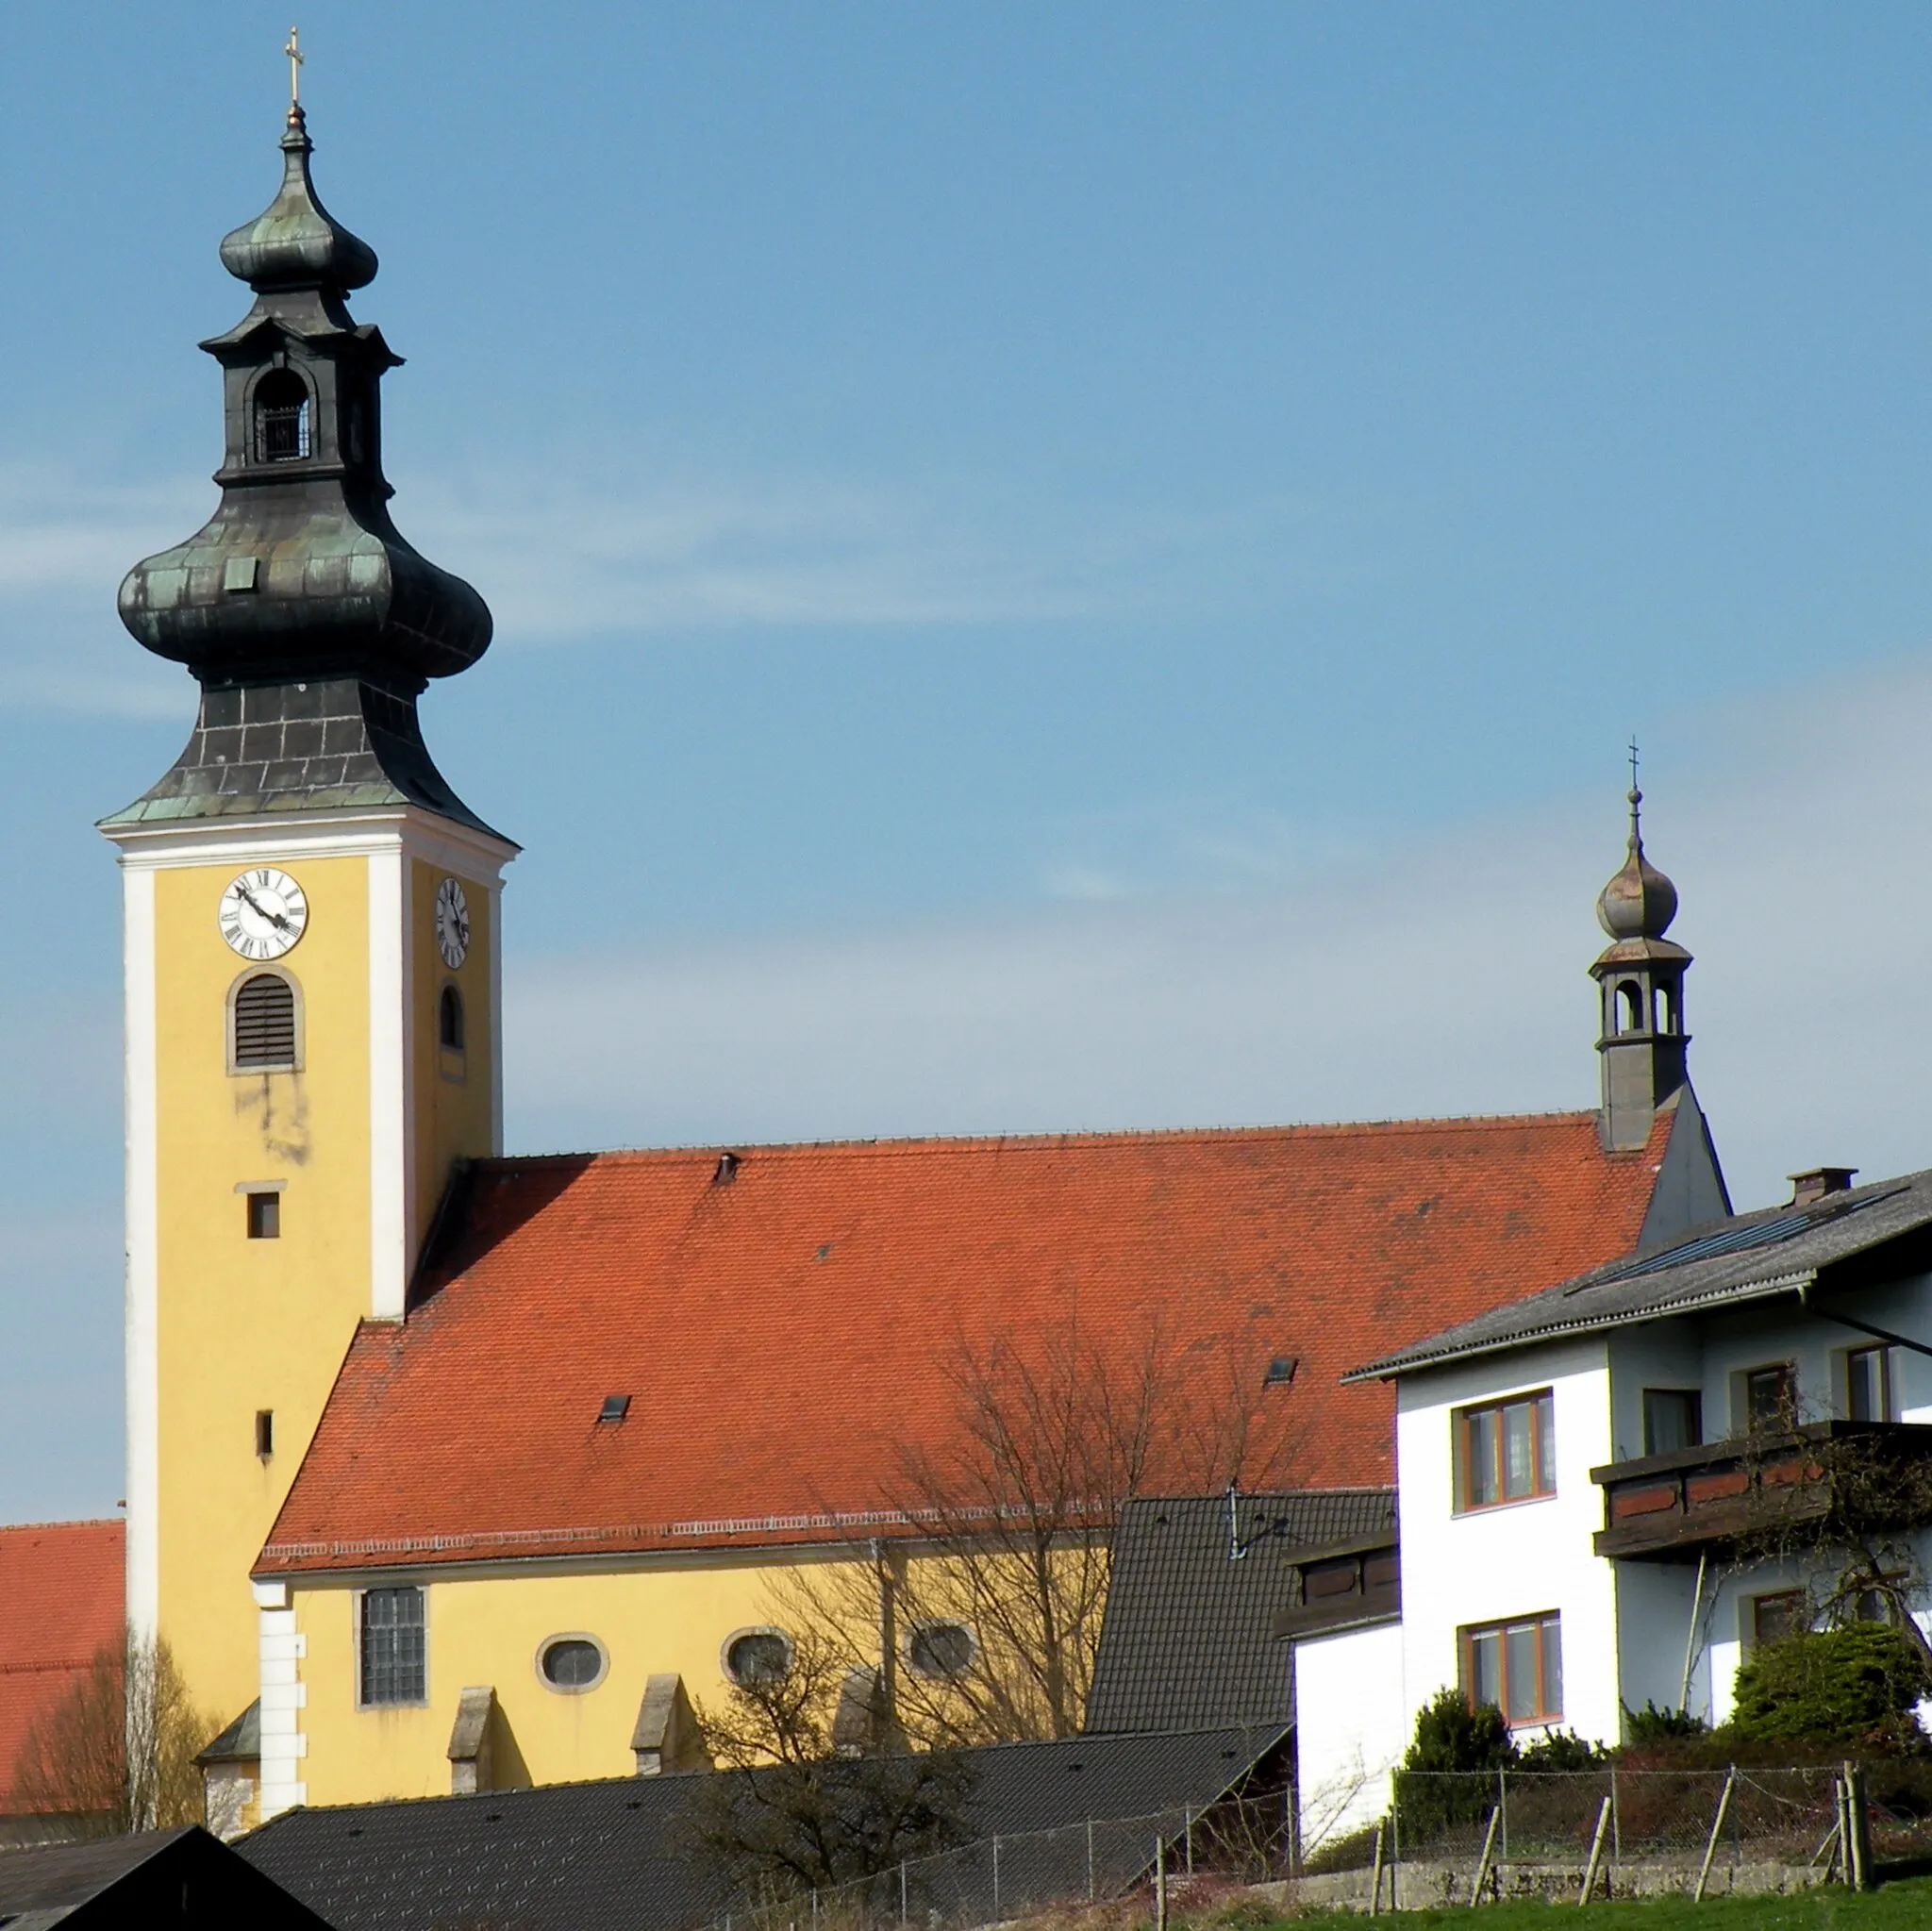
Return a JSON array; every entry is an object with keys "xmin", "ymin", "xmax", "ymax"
[{"xmin": 235, "ymin": 883, "xmax": 291, "ymax": 932}]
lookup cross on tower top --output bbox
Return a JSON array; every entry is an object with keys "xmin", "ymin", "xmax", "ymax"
[{"xmin": 285, "ymin": 25, "xmax": 304, "ymax": 108}]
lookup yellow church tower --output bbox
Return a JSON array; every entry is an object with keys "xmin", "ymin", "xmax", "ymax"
[{"xmin": 101, "ymin": 80, "xmax": 513, "ymax": 1775}]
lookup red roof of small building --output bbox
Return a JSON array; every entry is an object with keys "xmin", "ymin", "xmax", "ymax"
[
  {"xmin": 0, "ymin": 1520, "xmax": 123, "ymax": 1811},
  {"xmin": 259, "ymin": 1111, "xmax": 1675, "ymax": 1576}
]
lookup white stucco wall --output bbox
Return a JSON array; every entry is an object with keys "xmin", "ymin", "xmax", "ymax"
[
  {"xmin": 1396, "ymin": 1338, "xmax": 1620, "ymax": 1745},
  {"xmin": 1292, "ymin": 1620, "xmax": 1406, "ymax": 1850},
  {"xmin": 1389, "ymin": 1267, "xmax": 1932, "ymax": 1747}
]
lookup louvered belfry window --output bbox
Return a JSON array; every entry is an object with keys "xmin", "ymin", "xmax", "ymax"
[{"xmin": 232, "ymin": 973, "xmax": 297, "ymax": 1071}]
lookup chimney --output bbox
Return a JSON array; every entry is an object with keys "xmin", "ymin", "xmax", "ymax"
[{"xmin": 1789, "ymin": 1167, "xmax": 1857, "ymax": 1207}]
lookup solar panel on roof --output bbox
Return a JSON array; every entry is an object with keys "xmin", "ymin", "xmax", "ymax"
[{"xmin": 1572, "ymin": 1194, "xmax": 1889, "ymax": 1293}]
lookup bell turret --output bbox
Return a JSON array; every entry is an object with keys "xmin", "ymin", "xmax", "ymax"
[
  {"xmin": 1590, "ymin": 775, "xmax": 1691, "ymax": 1151},
  {"xmin": 107, "ymin": 93, "xmax": 496, "ymax": 835}
]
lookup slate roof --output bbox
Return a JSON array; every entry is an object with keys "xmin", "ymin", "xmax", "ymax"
[
  {"xmin": 0, "ymin": 1522, "xmax": 123, "ymax": 1813},
  {"xmin": 237, "ymin": 1726, "xmax": 1285, "ymax": 1931},
  {"xmin": 258, "ymin": 1112, "xmax": 1678, "ymax": 1575},
  {"xmin": 1352, "ymin": 1167, "xmax": 1932, "ymax": 1381},
  {"xmin": 1086, "ymin": 1490, "xmax": 1396, "ymax": 1734}
]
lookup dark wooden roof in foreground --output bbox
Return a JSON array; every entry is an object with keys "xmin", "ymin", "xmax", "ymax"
[{"xmin": 239, "ymin": 1727, "xmax": 1287, "ymax": 1931}]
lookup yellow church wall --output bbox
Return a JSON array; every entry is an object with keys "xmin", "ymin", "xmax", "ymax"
[
  {"xmin": 153, "ymin": 853, "xmax": 376, "ymax": 1727},
  {"xmin": 291, "ymin": 1553, "xmax": 880, "ymax": 1805},
  {"xmin": 408, "ymin": 855, "xmax": 494, "ymax": 1230}
]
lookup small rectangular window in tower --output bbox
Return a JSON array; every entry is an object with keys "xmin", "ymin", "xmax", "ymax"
[
  {"xmin": 255, "ymin": 1410, "xmax": 275, "ymax": 1458},
  {"xmin": 246, "ymin": 1191, "xmax": 280, "ymax": 1240}
]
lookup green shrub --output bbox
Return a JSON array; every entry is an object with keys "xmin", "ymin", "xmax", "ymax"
[
  {"xmin": 1517, "ymin": 1728, "xmax": 1608, "ymax": 1770},
  {"xmin": 1393, "ymin": 1688, "xmax": 1516, "ymax": 1846},
  {"xmin": 1726, "ymin": 1623, "xmax": 1931, "ymax": 1749},
  {"xmin": 1623, "ymin": 1700, "xmax": 1709, "ymax": 1744},
  {"xmin": 1401, "ymin": 1687, "xmax": 1516, "ymax": 1773}
]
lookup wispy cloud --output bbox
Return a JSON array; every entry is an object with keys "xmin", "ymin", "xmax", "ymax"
[
  {"xmin": 504, "ymin": 655, "xmax": 1932, "ymax": 1214},
  {"xmin": 408, "ymin": 468, "xmax": 1367, "ymax": 642},
  {"xmin": 0, "ymin": 454, "xmax": 1381, "ymax": 715}
]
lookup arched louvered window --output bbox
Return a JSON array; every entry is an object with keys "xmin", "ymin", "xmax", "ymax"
[
  {"xmin": 439, "ymin": 984, "xmax": 465, "ymax": 1051},
  {"xmin": 231, "ymin": 972, "xmax": 298, "ymax": 1072},
  {"xmin": 254, "ymin": 368, "xmax": 311, "ymax": 463}
]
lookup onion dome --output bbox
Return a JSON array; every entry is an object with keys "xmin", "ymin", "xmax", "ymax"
[
  {"xmin": 116, "ymin": 103, "xmax": 490, "ymax": 691},
  {"xmin": 1596, "ymin": 785, "xmax": 1679, "ymax": 941},
  {"xmin": 219, "ymin": 104, "xmax": 377, "ymax": 294}
]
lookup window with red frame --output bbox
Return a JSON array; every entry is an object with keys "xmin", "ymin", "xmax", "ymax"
[
  {"xmin": 1461, "ymin": 1611, "xmax": 1562, "ymax": 1725},
  {"xmin": 1454, "ymin": 1390, "xmax": 1555, "ymax": 1511}
]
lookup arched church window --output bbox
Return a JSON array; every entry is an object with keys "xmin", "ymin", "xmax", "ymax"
[
  {"xmin": 440, "ymin": 984, "xmax": 465, "ymax": 1051},
  {"xmin": 1656, "ymin": 983, "xmax": 1676, "ymax": 1034},
  {"xmin": 1617, "ymin": 980, "xmax": 1643, "ymax": 1034},
  {"xmin": 254, "ymin": 368, "xmax": 311, "ymax": 463},
  {"xmin": 231, "ymin": 972, "xmax": 299, "ymax": 1073}
]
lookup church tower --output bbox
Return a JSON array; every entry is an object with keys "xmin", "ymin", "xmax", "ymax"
[
  {"xmin": 1591, "ymin": 778, "xmax": 1690, "ymax": 1151},
  {"xmin": 102, "ymin": 83, "xmax": 513, "ymax": 1749}
]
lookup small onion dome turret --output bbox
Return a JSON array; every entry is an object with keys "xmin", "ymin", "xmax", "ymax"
[
  {"xmin": 219, "ymin": 103, "xmax": 376, "ymax": 294},
  {"xmin": 1596, "ymin": 786, "xmax": 1679, "ymax": 942}
]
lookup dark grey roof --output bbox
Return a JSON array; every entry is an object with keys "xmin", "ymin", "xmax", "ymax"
[
  {"xmin": 1085, "ymin": 1490, "xmax": 1397, "ymax": 1734},
  {"xmin": 0, "ymin": 1823, "xmax": 333, "ymax": 1927},
  {"xmin": 198, "ymin": 1698, "xmax": 261, "ymax": 1766},
  {"xmin": 1351, "ymin": 1168, "xmax": 1932, "ymax": 1381},
  {"xmin": 237, "ymin": 1726, "xmax": 1283, "ymax": 1931}
]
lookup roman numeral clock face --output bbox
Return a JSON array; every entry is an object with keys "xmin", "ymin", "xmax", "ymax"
[
  {"xmin": 219, "ymin": 867, "xmax": 308, "ymax": 961},
  {"xmin": 435, "ymin": 876, "xmax": 470, "ymax": 969}
]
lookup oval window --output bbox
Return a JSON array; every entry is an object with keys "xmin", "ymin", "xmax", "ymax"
[
  {"xmin": 908, "ymin": 1622, "xmax": 975, "ymax": 1680},
  {"xmin": 537, "ymin": 1636, "xmax": 606, "ymax": 1692},
  {"xmin": 724, "ymin": 1629, "xmax": 792, "ymax": 1687}
]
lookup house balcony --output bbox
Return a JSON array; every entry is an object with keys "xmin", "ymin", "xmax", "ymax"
[{"xmin": 1591, "ymin": 1421, "xmax": 1932, "ymax": 1560}]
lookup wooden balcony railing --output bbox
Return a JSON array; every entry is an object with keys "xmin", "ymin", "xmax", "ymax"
[{"xmin": 1590, "ymin": 1420, "xmax": 1932, "ymax": 1560}]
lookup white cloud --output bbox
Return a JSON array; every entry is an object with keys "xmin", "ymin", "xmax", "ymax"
[
  {"xmin": 0, "ymin": 454, "xmax": 1372, "ymax": 714},
  {"xmin": 504, "ymin": 655, "xmax": 1932, "ymax": 1214},
  {"xmin": 407, "ymin": 470, "xmax": 1355, "ymax": 641}
]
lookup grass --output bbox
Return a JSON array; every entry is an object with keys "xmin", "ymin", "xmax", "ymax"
[{"xmin": 1262, "ymin": 1877, "xmax": 1932, "ymax": 1931}]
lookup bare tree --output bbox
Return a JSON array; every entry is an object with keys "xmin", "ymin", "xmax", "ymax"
[
  {"xmin": 691, "ymin": 1626, "xmax": 972, "ymax": 1894},
  {"xmin": 11, "ymin": 1627, "xmax": 219, "ymax": 1836},
  {"xmin": 770, "ymin": 1316, "xmax": 1301, "ymax": 1749},
  {"xmin": 1683, "ymin": 1420, "xmax": 1932, "ymax": 1695}
]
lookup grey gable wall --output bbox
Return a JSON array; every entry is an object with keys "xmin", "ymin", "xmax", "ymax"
[{"xmin": 1635, "ymin": 1089, "xmax": 1732, "ymax": 1252}]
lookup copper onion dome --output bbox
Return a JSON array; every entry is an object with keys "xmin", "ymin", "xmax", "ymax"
[
  {"xmin": 1596, "ymin": 785, "xmax": 1679, "ymax": 941},
  {"xmin": 219, "ymin": 103, "xmax": 377, "ymax": 294}
]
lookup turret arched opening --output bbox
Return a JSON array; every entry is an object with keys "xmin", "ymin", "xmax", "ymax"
[
  {"xmin": 254, "ymin": 367, "xmax": 311, "ymax": 463},
  {"xmin": 1616, "ymin": 980, "xmax": 1644, "ymax": 1035}
]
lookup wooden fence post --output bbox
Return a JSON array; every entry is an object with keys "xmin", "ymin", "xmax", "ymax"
[
  {"xmin": 1693, "ymin": 1768, "xmax": 1735, "ymax": 1903},
  {"xmin": 1471, "ymin": 1805, "xmax": 1501, "ymax": 1906},
  {"xmin": 1845, "ymin": 1761, "xmax": 1873, "ymax": 1892},
  {"xmin": 1578, "ymin": 1796, "xmax": 1612, "ymax": 1906},
  {"xmin": 1369, "ymin": 1819, "xmax": 1387, "ymax": 1917}
]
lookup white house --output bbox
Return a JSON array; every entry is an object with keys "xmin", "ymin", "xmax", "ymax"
[{"xmin": 1291, "ymin": 1158, "xmax": 1932, "ymax": 1846}]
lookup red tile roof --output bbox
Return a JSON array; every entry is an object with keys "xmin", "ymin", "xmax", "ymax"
[
  {"xmin": 0, "ymin": 1520, "xmax": 123, "ymax": 1811},
  {"xmin": 259, "ymin": 1112, "xmax": 1675, "ymax": 1576}
]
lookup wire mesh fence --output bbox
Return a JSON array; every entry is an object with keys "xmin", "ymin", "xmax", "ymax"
[
  {"xmin": 699, "ymin": 1790, "xmax": 1293, "ymax": 1931},
  {"xmin": 692, "ymin": 1761, "xmax": 1932, "ymax": 1931},
  {"xmin": 1307, "ymin": 1764, "xmax": 1932, "ymax": 1906}
]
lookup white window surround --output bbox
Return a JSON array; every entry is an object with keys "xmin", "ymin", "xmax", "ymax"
[{"xmin": 534, "ymin": 1631, "xmax": 610, "ymax": 1695}]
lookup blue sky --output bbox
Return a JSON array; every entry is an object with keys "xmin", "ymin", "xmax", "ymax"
[{"xmin": 6, "ymin": 3, "xmax": 1932, "ymax": 1518}]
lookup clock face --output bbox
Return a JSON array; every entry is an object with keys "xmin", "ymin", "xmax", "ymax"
[
  {"xmin": 435, "ymin": 876, "xmax": 471, "ymax": 970},
  {"xmin": 219, "ymin": 867, "xmax": 308, "ymax": 961}
]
